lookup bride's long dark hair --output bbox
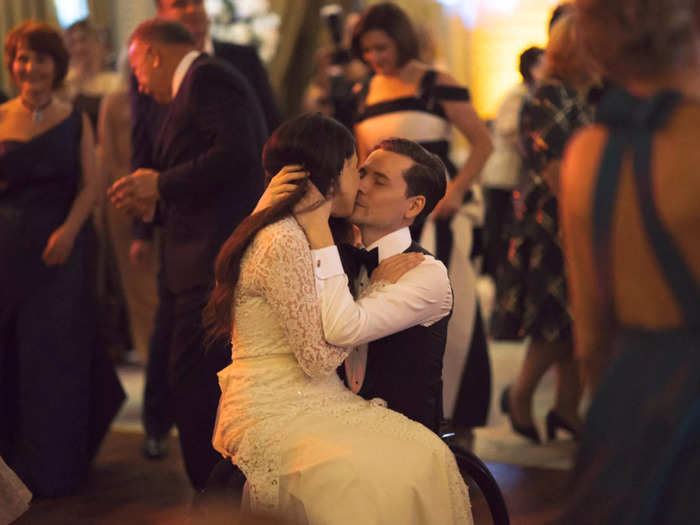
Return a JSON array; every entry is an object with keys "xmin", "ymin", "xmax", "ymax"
[{"xmin": 203, "ymin": 114, "xmax": 356, "ymax": 346}]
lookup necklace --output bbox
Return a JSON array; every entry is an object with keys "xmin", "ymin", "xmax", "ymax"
[{"xmin": 20, "ymin": 96, "xmax": 52, "ymax": 123}]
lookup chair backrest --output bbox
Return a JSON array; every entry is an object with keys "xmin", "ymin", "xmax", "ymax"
[{"xmin": 442, "ymin": 435, "xmax": 511, "ymax": 525}]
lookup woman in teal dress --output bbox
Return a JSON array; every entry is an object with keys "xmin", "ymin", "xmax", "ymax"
[{"xmin": 559, "ymin": 0, "xmax": 700, "ymax": 522}]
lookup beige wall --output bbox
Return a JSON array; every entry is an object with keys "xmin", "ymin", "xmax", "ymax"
[{"xmin": 111, "ymin": 0, "xmax": 156, "ymax": 56}]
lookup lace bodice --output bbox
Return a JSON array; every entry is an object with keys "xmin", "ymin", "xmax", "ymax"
[{"xmin": 231, "ymin": 216, "xmax": 351, "ymax": 376}]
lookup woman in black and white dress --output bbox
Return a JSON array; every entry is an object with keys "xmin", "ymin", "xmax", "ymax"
[{"xmin": 351, "ymin": 2, "xmax": 493, "ymax": 429}]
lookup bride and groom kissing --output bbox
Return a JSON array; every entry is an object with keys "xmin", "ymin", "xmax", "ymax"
[{"xmin": 205, "ymin": 114, "xmax": 473, "ymax": 523}]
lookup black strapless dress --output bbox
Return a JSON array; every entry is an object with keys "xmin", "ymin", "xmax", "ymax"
[{"xmin": 0, "ymin": 111, "xmax": 125, "ymax": 497}]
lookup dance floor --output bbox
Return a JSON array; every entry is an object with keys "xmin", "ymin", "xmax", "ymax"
[
  {"xmin": 14, "ymin": 429, "xmax": 569, "ymax": 524},
  {"xmin": 14, "ymin": 278, "xmax": 576, "ymax": 523}
]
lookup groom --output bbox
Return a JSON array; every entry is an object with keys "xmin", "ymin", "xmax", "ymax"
[{"xmin": 298, "ymin": 138, "xmax": 452, "ymax": 433}]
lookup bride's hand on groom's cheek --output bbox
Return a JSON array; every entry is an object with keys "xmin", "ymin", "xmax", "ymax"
[{"xmin": 253, "ymin": 165, "xmax": 309, "ymax": 214}]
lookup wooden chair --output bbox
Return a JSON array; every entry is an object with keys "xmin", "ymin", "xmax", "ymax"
[{"xmin": 442, "ymin": 432, "xmax": 511, "ymax": 525}]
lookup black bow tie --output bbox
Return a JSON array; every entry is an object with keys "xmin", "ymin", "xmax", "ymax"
[{"xmin": 338, "ymin": 244, "xmax": 379, "ymax": 276}]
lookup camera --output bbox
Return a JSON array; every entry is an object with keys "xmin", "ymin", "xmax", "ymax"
[{"xmin": 320, "ymin": 4, "xmax": 352, "ymax": 66}]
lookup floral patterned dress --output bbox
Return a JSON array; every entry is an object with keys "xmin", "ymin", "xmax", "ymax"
[{"xmin": 492, "ymin": 78, "xmax": 593, "ymax": 342}]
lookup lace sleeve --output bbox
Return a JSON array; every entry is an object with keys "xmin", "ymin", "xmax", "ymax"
[{"xmin": 250, "ymin": 219, "xmax": 351, "ymax": 378}]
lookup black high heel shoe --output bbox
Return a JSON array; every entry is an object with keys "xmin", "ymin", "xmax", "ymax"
[
  {"xmin": 500, "ymin": 386, "xmax": 541, "ymax": 444},
  {"xmin": 545, "ymin": 410, "xmax": 580, "ymax": 441}
]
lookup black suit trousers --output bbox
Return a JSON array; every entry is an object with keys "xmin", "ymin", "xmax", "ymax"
[
  {"xmin": 144, "ymin": 278, "xmax": 231, "ymax": 490},
  {"xmin": 142, "ymin": 277, "xmax": 174, "ymax": 439}
]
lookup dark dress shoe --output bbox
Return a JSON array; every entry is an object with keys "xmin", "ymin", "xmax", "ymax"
[
  {"xmin": 500, "ymin": 386, "xmax": 541, "ymax": 444},
  {"xmin": 142, "ymin": 435, "xmax": 169, "ymax": 460}
]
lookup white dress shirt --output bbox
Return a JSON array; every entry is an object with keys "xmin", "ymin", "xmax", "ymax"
[
  {"xmin": 171, "ymin": 50, "xmax": 203, "ymax": 99},
  {"xmin": 312, "ymin": 227, "xmax": 453, "ymax": 393}
]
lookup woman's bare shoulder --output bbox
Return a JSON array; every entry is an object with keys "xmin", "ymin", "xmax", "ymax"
[{"xmin": 561, "ymin": 125, "xmax": 609, "ymax": 213}]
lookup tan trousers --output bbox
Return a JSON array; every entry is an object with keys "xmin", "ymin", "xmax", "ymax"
[{"xmin": 105, "ymin": 203, "xmax": 159, "ymax": 363}]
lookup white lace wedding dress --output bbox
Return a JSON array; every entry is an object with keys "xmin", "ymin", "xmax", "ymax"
[
  {"xmin": 212, "ymin": 217, "xmax": 473, "ymax": 524},
  {"xmin": 0, "ymin": 456, "xmax": 31, "ymax": 524}
]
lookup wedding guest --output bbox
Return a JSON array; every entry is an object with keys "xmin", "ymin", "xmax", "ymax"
[
  {"xmin": 351, "ymin": 1, "xmax": 494, "ymax": 430},
  {"xmin": 110, "ymin": 18, "xmax": 266, "ymax": 489},
  {"xmin": 558, "ymin": 0, "xmax": 700, "ymax": 522},
  {"xmin": 494, "ymin": 12, "xmax": 599, "ymax": 443},
  {"xmin": 302, "ymin": 10, "xmax": 367, "ymax": 125},
  {"xmin": 98, "ymin": 56, "xmax": 158, "ymax": 364},
  {"xmin": 130, "ymin": 0, "xmax": 280, "ymax": 461},
  {"xmin": 548, "ymin": 2, "xmax": 574, "ymax": 33},
  {"xmin": 62, "ymin": 18, "xmax": 120, "ymax": 134},
  {"xmin": 0, "ymin": 20, "xmax": 124, "ymax": 497},
  {"xmin": 481, "ymin": 46, "xmax": 544, "ymax": 278},
  {"xmin": 64, "ymin": 18, "xmax": 130, "ymax": 366}
]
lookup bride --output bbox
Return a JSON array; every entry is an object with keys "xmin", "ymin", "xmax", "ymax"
[{"xmin": 204, "ymin": 113, "xmax": 472, "ymax": 524}]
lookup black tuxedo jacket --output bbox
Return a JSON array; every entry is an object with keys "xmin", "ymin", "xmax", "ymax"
[
  {"xmin": 153, "ymin": 55, "xmax": 266, "ymax": 293},
  {"xmin": 341, "ymin": 241, "xmax": 450, "ymax": 433},
  {"xmin": 213, "ymin": 41, "xmax": 280, "ymax": 132},
  {"xmin": 130, "ymin": 40, "xmax": 279, "ymax": 240}
]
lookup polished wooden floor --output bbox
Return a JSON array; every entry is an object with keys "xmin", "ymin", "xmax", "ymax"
[{"xmin": 14, "ymin": 429, "xmax": 569, "ymax": 525}]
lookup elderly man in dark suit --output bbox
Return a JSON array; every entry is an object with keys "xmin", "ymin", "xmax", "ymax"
[
  {"xmin": 109, "ymin": 18, "xmax": 266, "ymax": 490},
  {"xmin": 130, "ymin": 0, "xmax": 279, "ymax": 462}
]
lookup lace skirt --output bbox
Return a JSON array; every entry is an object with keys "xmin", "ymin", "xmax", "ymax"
[
  {"xmin": 0, "ymin": 456, "xmax": 31, "ymax": 524},
  {"xmin": 213, "ymin": 353, "xmax": 473, "ymax": 524}
]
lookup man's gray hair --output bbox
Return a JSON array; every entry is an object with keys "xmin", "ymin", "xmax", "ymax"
[{"xmin": 129, "ymin": 18, "xmax": 196, "ymax": 47}]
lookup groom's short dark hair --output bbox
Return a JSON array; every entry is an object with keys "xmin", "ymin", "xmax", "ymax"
[{"xmin": 373, "ymin": 138, "xmax": 447, "ymax": 220}]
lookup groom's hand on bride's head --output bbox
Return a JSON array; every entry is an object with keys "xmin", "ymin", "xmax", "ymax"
[{"xmin": 253, "ymin": 165, "xmax": 309, "ymax": 214}]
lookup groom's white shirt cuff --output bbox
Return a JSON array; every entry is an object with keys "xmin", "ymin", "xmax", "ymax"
[
  {"xmin": 310, "ymin": 230, "xmax": 452, "ymax": 347},
  {"xmin": 311, "ymin": 229, "xmax": 452, "ymax": 394},
  {"xmin": 312, "ymin": 245, "xmax": 345, "ymax": 281}
]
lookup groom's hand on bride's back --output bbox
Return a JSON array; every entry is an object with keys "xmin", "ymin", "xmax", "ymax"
[
  {"xmin": 252, "ymin": 165, "xmax": 309, "ymax": 214},
  {"xmin": 371, "ymin": 253, "xmax": 424, "ymax": 284}
]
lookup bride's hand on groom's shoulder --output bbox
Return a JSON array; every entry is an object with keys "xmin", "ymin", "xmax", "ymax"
[
  {"xmin": 371, "ymin": 253, "xmax": 424, "ymax": 284},
  {"xmin": 253, "ymin": 165, "xmax": 309, "ymax": 214}
]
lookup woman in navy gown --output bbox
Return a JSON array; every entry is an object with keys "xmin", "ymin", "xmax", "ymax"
[{"xmin": 0, "ymin": 21, "xmax": 124, "ymax": 497}]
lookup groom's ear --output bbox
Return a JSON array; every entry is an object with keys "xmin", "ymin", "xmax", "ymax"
[{"xmin": 404, "ymin": 195, "xmax": 425, "ymax": 220}]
